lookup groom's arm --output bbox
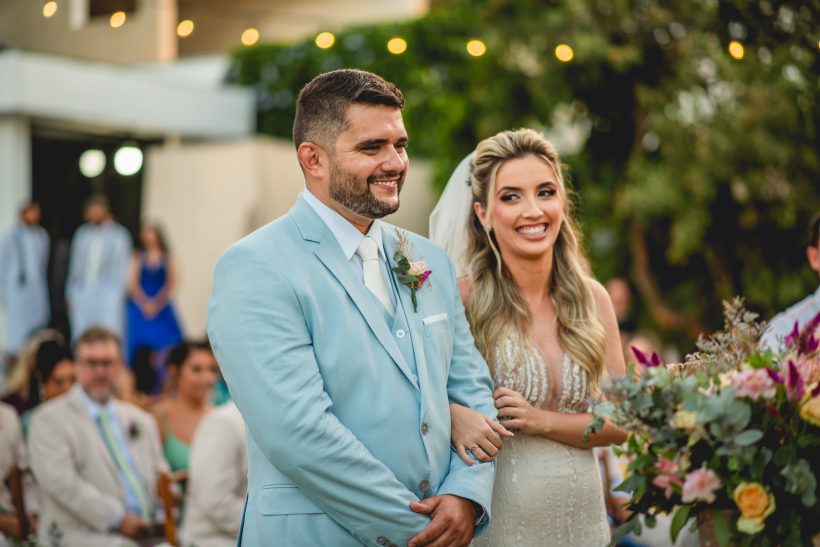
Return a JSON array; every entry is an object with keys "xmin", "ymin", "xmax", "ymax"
[
  {"xmin": 435, "ymin": 256, "xmax": 497, "ymax": 535},
  {"xmin": 208, "ymin": 243, "xmax": 429, "ymax": 546}
]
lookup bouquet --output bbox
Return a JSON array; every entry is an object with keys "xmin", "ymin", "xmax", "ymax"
[{"xmin": 588, "ymin": 299, "xmax": 820, "ymax": 546}]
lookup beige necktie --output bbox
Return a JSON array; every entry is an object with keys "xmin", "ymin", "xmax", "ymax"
[{"xmin": 355, "ymin": 236, "xmax": 395, "ymax": 315}]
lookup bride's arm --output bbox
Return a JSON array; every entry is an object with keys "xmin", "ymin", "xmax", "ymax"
[
  {"xmin": 450, "ymin": 403, "xmax": 513, "ymax": 465},
  {"xmin": 496, "ymin": 280, "xmax": 628, "ymax": 449}
]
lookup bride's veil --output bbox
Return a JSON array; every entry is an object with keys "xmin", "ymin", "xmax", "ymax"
[{"xmin": 428, "ymin": 152, "xmax": 475, "ymax": 277}]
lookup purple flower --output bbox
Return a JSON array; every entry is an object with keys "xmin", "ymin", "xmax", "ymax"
[
  {"xmin": 786, "ymin": 360, "xmax": 805, "ymax": 401},
  {"xmin": 631, "ymin": 345, "xmax": 662, "ymax": 367}
]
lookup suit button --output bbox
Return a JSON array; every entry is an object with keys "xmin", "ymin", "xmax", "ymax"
[
  {"xmin": 396, "ymin": 329, "xmax": 406, "ymax": 338},
  {"xmin": 377, "ymin": 537, "xmax": 387, "ymax": 545},
  {"xmin": 421, "ymin": 422, "xmax": 429, "ymax": 434},
  {"xmin": 419, "ymin": 479, "xmax": 430, "ymax": 492}
]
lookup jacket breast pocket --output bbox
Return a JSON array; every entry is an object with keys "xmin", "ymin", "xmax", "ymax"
[{"xmin": 423, "ymin": 313, "xmax": 453, "ymax": 368}]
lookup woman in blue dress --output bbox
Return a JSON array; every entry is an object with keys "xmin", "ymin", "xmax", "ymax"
[{"xmin": 127, "ymin": 223, "xmax": 183, "ymax": 365}]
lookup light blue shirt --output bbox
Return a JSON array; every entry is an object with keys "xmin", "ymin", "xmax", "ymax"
[
  {"xmin": 302, "ymin": 189, "xmax": 397, "ymax": 310},
  {"xmin": 761, "ymin": 285, "xmax": 820, "ymax": 351},
  {"xmin": 78, "ymin": 388, "xmax": 148, "ymax": 527}
]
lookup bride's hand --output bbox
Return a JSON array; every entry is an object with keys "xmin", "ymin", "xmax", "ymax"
[
  {"xmin": 494, "ymin": 387, "xmax": 540, "ymax": 435},
  {"xmin": 450, "ymin": 403, "xmax": 513, "ymax": 466}
]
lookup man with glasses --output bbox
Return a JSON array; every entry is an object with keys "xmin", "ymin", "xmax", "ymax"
[
  {"xmin": 28, "ymin": 326, "xmax": 168, "ymax": 547},
  {"xmin": 761, "ymin": 212, "xmax": 820, "ymax": 351}
]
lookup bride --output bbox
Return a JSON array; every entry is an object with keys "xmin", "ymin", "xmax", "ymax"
[{"xmin": 431, "ymin": 128, "xmax": 627, "ymax": 546}]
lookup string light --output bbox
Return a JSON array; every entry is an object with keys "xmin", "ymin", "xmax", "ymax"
[
  {"xmin": 315, "ymin": 31, "xmax": 335, "ymax": 49},
  {"xmin": 728, "ymin": 41, "xmax": 745, "ymax": 60},
  {"xmin": 177, "ymin": 19, "xmax": 194, "ymax": 38},
  {"xmin": 42, "ymin": 1, "xmax": 57, "ymax": 18},
  {"xmin": 466, "ymin": 39, "xmax": 486, "ymax": 57},
  {"xmin": 387, "ymin": 37, "xmax": 407, "ymax": 54},
  {"xmin": 241, "ymin": 27, "xmax": 259, "ymax": 46},
  {"xmin": 555, "ymin": 44, "xmax": 574, "ymax": 62},
  {"xmin": 109, "ymin": 11, "xmax": 126, "ymax": 28}
]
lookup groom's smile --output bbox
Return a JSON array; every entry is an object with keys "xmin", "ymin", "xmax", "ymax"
[{"xmin": 325, "ymin": 103, "xmax": 409, "ymax": 230}]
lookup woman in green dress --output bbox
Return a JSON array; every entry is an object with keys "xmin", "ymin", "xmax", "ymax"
[{"xmin": 151, "ymin": 341, "xmax": 218, "ymax": 473}]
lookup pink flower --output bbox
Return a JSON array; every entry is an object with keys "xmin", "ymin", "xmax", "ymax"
[
  {"xmin": 408, "ymin": 261, "xmax": 428, "ymax": 276},
  {"xmin": 681, "ymin": 467, "xmax": 722, "ymax": 504},
  {"xmin": 652, "ymin": 457, "xmax": 683, "ymax": 498},
  {"xmin": 732, "ymin": 369, "xmax": 777, "ymax": 400}
]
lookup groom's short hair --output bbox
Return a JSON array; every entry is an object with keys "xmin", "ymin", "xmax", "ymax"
[{"xmin": 293, "ymin": 69, "xmax": 404, "ymax": 150}]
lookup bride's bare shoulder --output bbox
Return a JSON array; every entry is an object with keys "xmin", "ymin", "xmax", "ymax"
[{"xmin": 456, "ymin": 276, "xmax": 474, "ymax": 307}]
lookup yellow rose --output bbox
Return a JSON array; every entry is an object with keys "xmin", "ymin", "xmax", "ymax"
[
  {"xmin": 671, "ymin": 410, "xmax": 697, "ymax": 429},
  {"xmin": 800, "ymin": 393, "xmax": 820, "ymax": 427},
  {"xmin": 733, "ymin": 482, "xmax": 775, "ymax": 535}
]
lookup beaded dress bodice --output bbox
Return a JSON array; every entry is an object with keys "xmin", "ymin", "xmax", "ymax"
[
  {"xmin": 491, "ymin": 329, "xmax": 590, "ymax": 414},
  {"xmin": 473, "ymin": 329, "xmax": 609, "ymax": 547}
]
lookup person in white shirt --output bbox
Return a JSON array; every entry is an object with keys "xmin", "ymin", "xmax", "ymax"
[
  {"xmin": 0, "ymin": 202, "xmax": 50, "ymax": 359},
  {"xmin": 761, "ymin": 212, "xmax": 820, "ymax": 351},
  {"xmin": 182, "ymin": 401, "xmax": 247, "ymax": 547},
  {"xmin": 28, "ymin": 326, "xmax": 167, "ymax": 547},
  {"xmin": 66, "ymin": 196, "xmax": 132, "ymax": 342}
]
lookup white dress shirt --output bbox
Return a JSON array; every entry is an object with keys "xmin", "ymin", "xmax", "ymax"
[{"xmin": 302, "ymin": 189, "xmax": 397, "ymax": 310}]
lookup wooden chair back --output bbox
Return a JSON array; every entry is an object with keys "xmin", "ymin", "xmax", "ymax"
[{"xmin": 157, "ymin": 470, "xmax": 188, "ymax": 546}]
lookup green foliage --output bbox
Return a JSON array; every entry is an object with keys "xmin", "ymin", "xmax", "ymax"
[{"xmin": 228, "ymin": 0, "xmax": 820, "ymax": 344}]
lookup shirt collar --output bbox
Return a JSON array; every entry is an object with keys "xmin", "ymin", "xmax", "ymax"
[
  {"xmin": 77, "ymin": 385, "xmax": 116, "ymax": 420},
  {"xmin": 302, "ymin": 189, "xmax": 385, "ymax": 261}
]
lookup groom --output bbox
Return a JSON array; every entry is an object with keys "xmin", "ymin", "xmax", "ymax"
[{"xmin": 207, "ymin": 69, "xmax": 496, "ymax": 546}]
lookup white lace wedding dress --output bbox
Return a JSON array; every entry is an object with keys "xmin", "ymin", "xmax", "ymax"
[{"xmin": 474, "ymin": 331, "xmax": 610, "ymax": 547}]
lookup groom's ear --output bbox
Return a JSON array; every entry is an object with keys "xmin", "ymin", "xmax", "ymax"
[{"xmin": 297, "ymin": 142, "xmax": 328, "ymax": 179}]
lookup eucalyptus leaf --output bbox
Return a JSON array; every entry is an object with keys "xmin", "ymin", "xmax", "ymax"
[
  {"xmin": 734, "ymin": 429, "xmax": 763, "ymax": 446},
  {"xmin": 670, "ymin": 505, "xmax": 691, "ymax": 543}
]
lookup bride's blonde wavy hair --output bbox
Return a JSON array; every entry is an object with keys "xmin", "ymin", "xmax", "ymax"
[{"xmin": 465, "ymin": 128, "xmax": 606, "ymax": 388}]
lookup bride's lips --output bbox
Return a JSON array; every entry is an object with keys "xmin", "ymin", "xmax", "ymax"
[{"xmin": 515, "ymin": 223, "xmax": 548, "ymax": 239}]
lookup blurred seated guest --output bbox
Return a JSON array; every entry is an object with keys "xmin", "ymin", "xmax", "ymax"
[
  {"xmin": 21, "ymin": 340, "xmax": 75, "ymax": 439},
  {"xmin": 1, "ymin": 330, "xmax": 64, "ymax": 415},
  {"xmin": 181, "ymin": 401, "xmax": 247, "ymax": 547},
  {"xmin": 762, "ymin": 211, "xmax": 820, "ymax": 352},
  {"xmin": 606, "ymin": 277, "xmax": 638, "ymax": 359},
  {"xmin": 151, "ymin": 341, "xmax": 218, "ymax": 473},
  {"xmin": 0, "ymin": 402, "xmax": 32, "ymax": 545},
  {"xmin": 0, "ymin": 201, "xmax": 50, "ymax": 363},
  {"xmin": 28, "ymin": 326, "xmax": 168, "ymax": 547},
  {"xmin": 126, "ymin": 223, "xmax": 183, "ymax": 365},
  {"xmin": 66, "ymin": 195, "xmax": 132, "ymax": 342}
]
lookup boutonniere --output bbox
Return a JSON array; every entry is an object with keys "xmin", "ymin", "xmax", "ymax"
[
  {"xmin": 392, "ymin": 228, "xmax": 432, "ymax": 312},
  {"xmin": 127, "ymin": 421, "xmax": 141, "ymax": 441}
]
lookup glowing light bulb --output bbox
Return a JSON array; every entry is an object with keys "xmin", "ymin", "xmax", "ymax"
[
  {"xmin": 241, "ymin": 27, "xmax": 259, "ymax": 46},
  {"xmin": 466, "ymin": 39, "xmax": 486, "ymax": 57},
  {"xmin": 177, "ymin": 19, "xmax": 194, "ymax": 38},
  {"xmin": 110, "ymin": 11, "xmax": 126, "ymax": 28},
  {"xmin": 728, "ymin": 41, "xmax": 745, "ymax": 60},
  {"xmin": 555, "ymin": 44, "xmax": 574, "ymax": 62},
  {"xmin": 387, "ymin": 37, "xmax": 407, "ymax": 55},
  {"xmin": 315, "ymin": 31, "xmax": 335, "ymax": 49},
  {"xmin": 43, "ymin": 1, "xmax": 58, "ymax": 18}
]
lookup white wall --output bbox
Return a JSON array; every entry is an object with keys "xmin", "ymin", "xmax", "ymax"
[
  {"xmin": 142, "ymin": 136, "xmax": 434, "ymax": 337},
  {"xmin": 0, "ymin": 116, "xmax": 31, "ymax": 353}
]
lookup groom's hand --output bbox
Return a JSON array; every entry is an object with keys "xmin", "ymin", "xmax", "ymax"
[{"xmin": 408, "ymin": 494, "xmax": 476, "ymax": 547}]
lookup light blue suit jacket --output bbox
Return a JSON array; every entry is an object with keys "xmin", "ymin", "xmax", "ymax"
[{"xmin": 207, "ymin": 196, "xmax": 496, "ymax": 547}]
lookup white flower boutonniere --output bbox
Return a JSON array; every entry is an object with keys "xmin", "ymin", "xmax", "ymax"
[{"xmin": 392, "ymin": 229, "xmax": 432, "ymax": 312}]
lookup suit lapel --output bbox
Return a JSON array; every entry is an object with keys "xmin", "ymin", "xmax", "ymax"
[
  {"xmin": 290, "ymin": 198, "xmax": 416, "ymax": 385},
  {"xmin": 67, "ymin": 387, "xmax": 123, "ymax": 491},
  {"xmin": 383, "ymin": 226, "xmax": 429, "ymax": 378}
]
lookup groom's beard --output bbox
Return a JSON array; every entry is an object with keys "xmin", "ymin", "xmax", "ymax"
[{"xmin": 328, "ymin": 163, "xmax": 404, "ymax": 219}]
